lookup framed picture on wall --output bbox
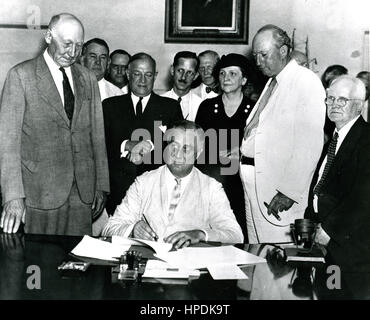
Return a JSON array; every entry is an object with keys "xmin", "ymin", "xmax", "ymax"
[{"xmin": 165, "ymin": 0, "xmax": 249, "ymax": 44}]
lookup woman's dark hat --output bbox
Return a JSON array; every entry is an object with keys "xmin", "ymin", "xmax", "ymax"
[{"xmin": 218, "ymin": 53, "xmax": 248, "ymax": 71}]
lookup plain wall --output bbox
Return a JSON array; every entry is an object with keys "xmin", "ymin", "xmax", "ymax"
[{"xmin": 0, "ymin": 0, "xmax": 369, "ymax": 92}]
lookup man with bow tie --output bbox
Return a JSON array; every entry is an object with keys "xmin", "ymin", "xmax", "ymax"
[{"xmin": 191, "ymin": 50, "xmax": 221, "ymax": 101}]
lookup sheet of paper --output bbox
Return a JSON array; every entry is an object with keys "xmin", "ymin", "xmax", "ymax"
[
  {"xmin": 112, "ymin": 236, "xmax": 172, "ymax": 255},
  {"xmin": 71, "ymin": 235, "xmax": 130, "ymax": 261},
  {"xmin": 143, "ymin": 259, "xmax": 200, "ymax": 279},
  {"xmin": 155, "ymin": 245, "xmax": 266, "ymax": 269},
  {"xmin": 207, "ymin": 264, "xmax": 248, "ymax": 280}
]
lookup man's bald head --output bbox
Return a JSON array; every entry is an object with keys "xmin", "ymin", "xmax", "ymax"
[
  {"xmin": 252, "ymin": 25, "xmax": 291, "ymax": 77},
  {"xmin": 290, "ymin": 50, "xmax": 308, "ymax": 68},
  {"xmin": 45, "ymin": 13, "xmax": 84, "ymax": 67},
  {"xmin": 48, "ymin": 13, "xmax": 84, "ymax": 34}
]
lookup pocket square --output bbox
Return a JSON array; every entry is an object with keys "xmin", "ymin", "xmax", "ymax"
[{"xmin": 159, "ymin": 125, "xmax": 167, "ymax": 133}]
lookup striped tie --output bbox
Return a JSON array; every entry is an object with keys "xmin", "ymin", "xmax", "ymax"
[
  {"xmin": 244, "ymin": 77, "xmax": 277, "ymax": 138},
  {"xmin": 313, "ymin": 132, "xmax": 339, "ymax": 196},
  {"xmin": 168, "ymin": 178, "xmax": 181, "ymax": 221}
]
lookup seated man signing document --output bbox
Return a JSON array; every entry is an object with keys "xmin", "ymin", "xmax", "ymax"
[{"xmin": 102, "ymin": 120, "xmax": 243, "ymax": 248}]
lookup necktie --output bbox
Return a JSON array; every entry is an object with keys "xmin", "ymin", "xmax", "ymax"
[
  {"xmin": 59, "ymin": 67, "xmax": 74, "ymax": 121},
  {"xmin": 243, "ymin": 77, "xmax": 277, "ymax": 138},
  {"xmin": 177, "ymin": 96, "xmax": 182, "ymax": 103},
  {"xmin": 168, "ymin": 178, "xmax": 181, "ymax": 221},
  {"xmin": 313, "ymin": 132, "xmax": 339, "ymax": 196},
  {"xmin": 136, "ymin": 97, "xmax": 143, "ymax": 117}
]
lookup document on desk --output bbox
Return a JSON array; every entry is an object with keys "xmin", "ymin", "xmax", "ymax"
[
  {"xmin": 112, "ymin": 236, "xmax": 172, "ymax": 255},
  {"xmin": 207, "ymin": 263, "xmax": 248, "ymax": 280},
  {"xmin": 142, "ymin": 260, "xmax": 200, "ymax": 279},
  {"xmin": 155, "ymin": 245, "xmax": 266, "ymax": 269},
  {"xmin": 71, "ymin": 235, "xmax": 130, "ymax": 261}
]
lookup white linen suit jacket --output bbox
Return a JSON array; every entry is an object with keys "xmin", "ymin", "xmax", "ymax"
[
  {"xmin": 102, "ymin": 165, "xmax": 243, "ymax": 243},
  {"xmin": 242, "ymin": 60, "xmax": 326, "ymax": 226}
]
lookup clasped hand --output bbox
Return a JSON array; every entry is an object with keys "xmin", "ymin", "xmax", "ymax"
[{"xmin": 127, "ymin": 140, "xmax": 152, "ymax": 164}]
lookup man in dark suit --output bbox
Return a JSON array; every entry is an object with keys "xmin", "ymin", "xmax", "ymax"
[
  {"xmin": 103, "ymin": 53, "xmax": 183, "ymax": 215},
  {"xmin": 305, "ymin": 75, "xmax": 370, "ymax": 298},
  {"xmin": 0, "ymin": 13, "xmax": 109, "ymax": 235}
]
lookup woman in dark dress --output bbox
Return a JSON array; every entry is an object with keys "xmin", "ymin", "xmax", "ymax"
[{"xmin": 195, "ymin": 53, "xmax": 255, "ymax": 241}]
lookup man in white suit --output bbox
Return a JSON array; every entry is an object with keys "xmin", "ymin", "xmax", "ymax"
[
  {"xmin": 102, "ymin": 120, "xmax": 243, "ymax": 248},
  {"xmin": 240, "ymin": 25, "xmax": 326, "ymax": 243}
]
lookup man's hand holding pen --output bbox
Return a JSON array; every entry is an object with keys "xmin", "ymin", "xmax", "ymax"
[
  {"xmin": 132, "ymin": 218, "xmax": 158, "ymax": 241},
  {"xmin": 132, "ymin": 215, "xmax": 206, "ymax": 250}
]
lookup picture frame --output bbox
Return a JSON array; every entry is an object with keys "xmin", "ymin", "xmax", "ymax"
[{"xmin": 165, "ymin": 0, "xmax": 249, "ymax": 44}]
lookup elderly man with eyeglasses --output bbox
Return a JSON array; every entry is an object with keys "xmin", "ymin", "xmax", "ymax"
[{"xmin": 305, "ymin": 75, "xmax": 370, "ymax": 299}]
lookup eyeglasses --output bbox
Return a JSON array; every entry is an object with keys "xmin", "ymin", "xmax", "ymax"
[{"xmin": 325, "ymin": 95, "xmax": 361, "ymax": 108}]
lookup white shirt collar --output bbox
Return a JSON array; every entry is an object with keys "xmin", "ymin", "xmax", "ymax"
[
  {"xmin": 42, "ymin": 49, "xmax": 74, "ymax": 103},
  {"xmin": 43, "ymin": 49, "xmax": 73, "ymax": 80},
  {"xmin": 335, "ymin": 115, "xmax": 360, "ymax": 152},
  {"xmin": 131, "ymin": 93, "xmax": 151, "ymax": 113},
  {"xmin": 170, "ymin": 88, "xmax": 190, "ymax": 102},
  {"xmin": 164, "ymin": 165, "xmax": 193, "ymax": 198}
]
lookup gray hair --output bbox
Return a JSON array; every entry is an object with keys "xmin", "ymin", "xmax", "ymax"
[
  {"xmin": 48, "ymin": 13, "xmax": 84, "ymax": 34},
  {"xmin": 330, "ymin": 75, "xmax": 366, "ymax": 101}
]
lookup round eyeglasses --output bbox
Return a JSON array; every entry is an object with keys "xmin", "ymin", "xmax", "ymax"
[{"xmin": 325, "ymin": 96, "xmax": 361, "ymax": 108}]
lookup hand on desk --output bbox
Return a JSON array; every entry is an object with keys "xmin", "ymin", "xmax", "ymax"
[
  {"xmin": 164, "ymin": 230, "xmax": 206, "ymax": 249},
  {"xmin": 266, "ymin": 192, "xmax": 295, "ymax": 221},
  {"xmin": 0, "ymin": 198, "xmax": 25, "ymax": 233}
]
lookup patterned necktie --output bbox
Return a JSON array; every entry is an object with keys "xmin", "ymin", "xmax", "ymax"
[
  {"xmin": 168, "ymin": 178, "xmax": 181, "ymax": 221},
  {"xmin": 136, "ymin": 97, "xmax": 143, "ymax": 117},
  {"xmin": 243, "ymin": 77, "xmax": 277, "ymax": 138},
  {"xmin": 313, "ymin": 132, "xmax": 339, "ymax": 196},
  {"xmin": 59, "ymin": 67, "xmax": 74, "ymax": 121}
]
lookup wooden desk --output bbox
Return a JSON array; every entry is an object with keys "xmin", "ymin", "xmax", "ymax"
[{"xmin": 0, "ymin": 231, "xmax": 363, "ymax": 300}]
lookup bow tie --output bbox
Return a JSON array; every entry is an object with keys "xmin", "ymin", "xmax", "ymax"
[{"xmin": 205, "ymin": 86, "xmax": 218, "ymax": 94}]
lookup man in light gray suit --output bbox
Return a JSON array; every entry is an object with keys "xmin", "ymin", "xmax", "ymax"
[{"xmin": 0, "ymin": 13, "xmax": 109, "ymax": 235}]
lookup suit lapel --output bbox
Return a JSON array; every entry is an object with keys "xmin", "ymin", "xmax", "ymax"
[
  {"xmin": 144, "ymin": 93, "xmax": 157, "ymax": 116},
  {"xmin": 70, "ymin": 66, "xmax": 86, "ymax": 129},
  {"xmin": 36, "ymin": 55, "xmax": 70, "ymax": 126},
  {"xmin": 126, "ymin": 95, "xmax": 135, "ymax": 118},
  {"xmin": 326, "ymin": 117, "xmax": 364, "ymax": 182}
]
